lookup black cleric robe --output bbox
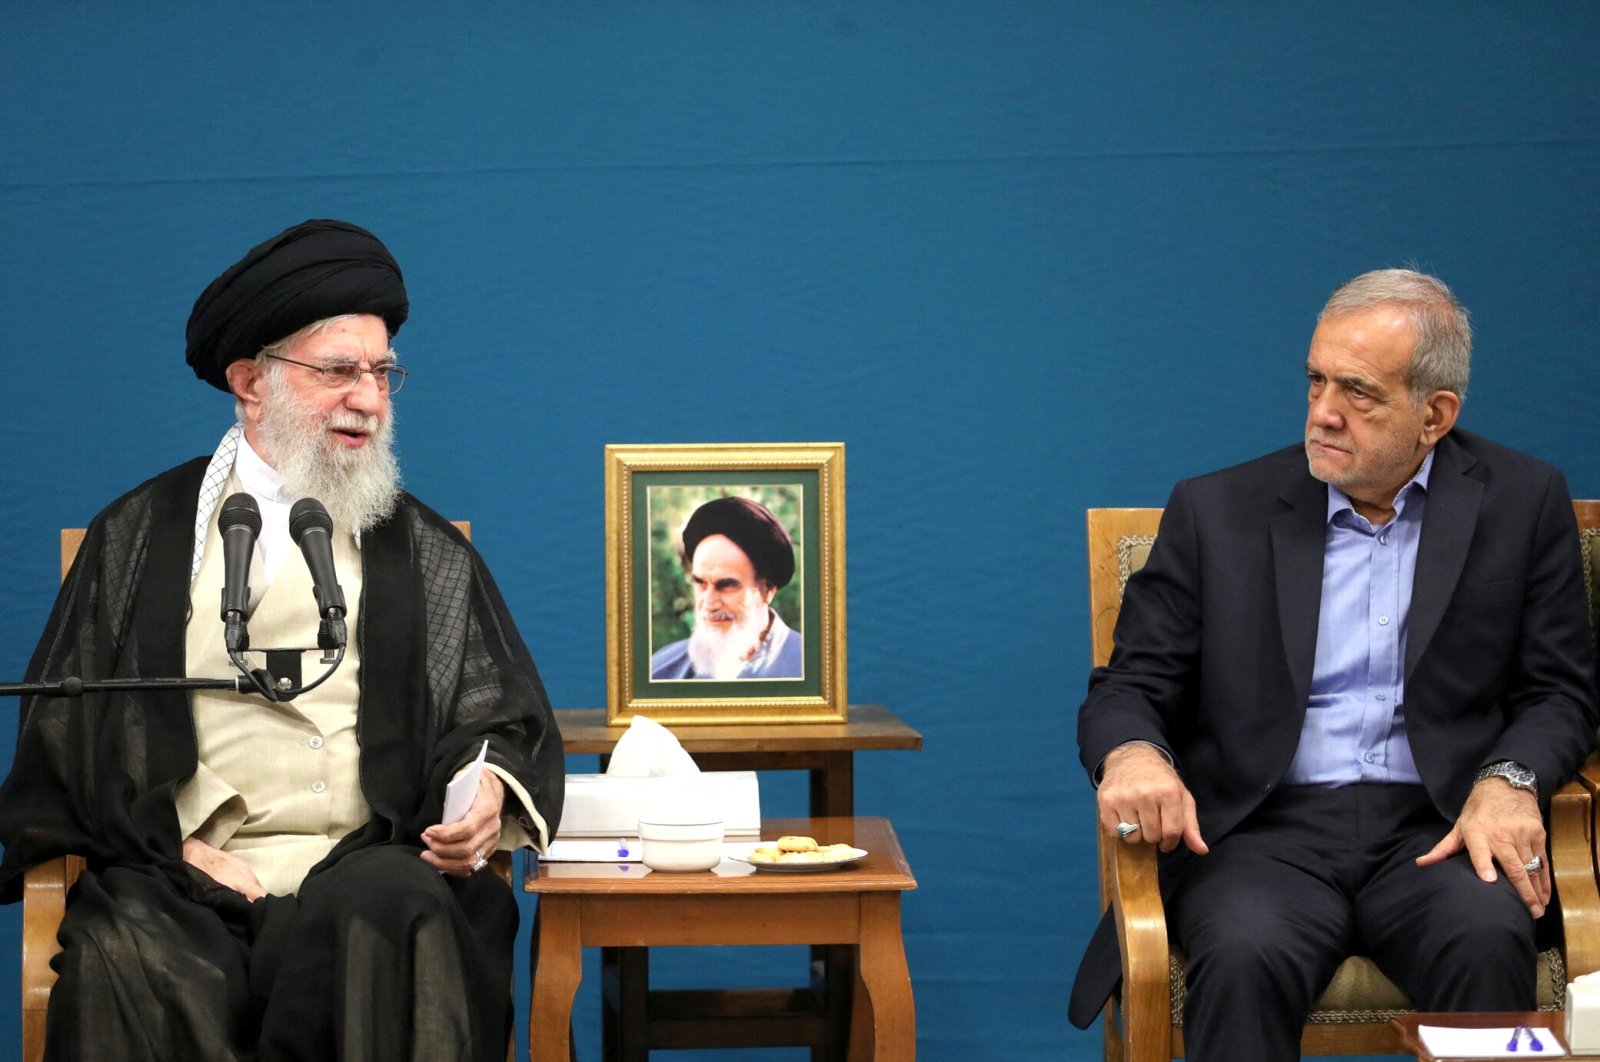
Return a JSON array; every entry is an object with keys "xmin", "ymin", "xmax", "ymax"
[{"xmin": 0, "ymin": 457, "xmax": 565, "ymax": 1061}]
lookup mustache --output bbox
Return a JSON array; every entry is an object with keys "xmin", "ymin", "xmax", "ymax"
[
  {"xmin": 702, "ymin": 608, "xmax": 737, "ymax": 622},
  {"xmin": 326, "ymin": 412, "xmax": 380, "ymax": 433}
]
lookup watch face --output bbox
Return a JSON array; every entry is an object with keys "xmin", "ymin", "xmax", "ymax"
[
  {"xmin": 1480, "ymin": 762, "xmax": 1537, "ymax": 790},
  {"xmin": 1492, "ymin": 763, "xmax": 1536, "ymax": 789}
]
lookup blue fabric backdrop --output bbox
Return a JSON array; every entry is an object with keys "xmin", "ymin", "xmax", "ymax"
[{"xmin": 1, "ymin": 4, "xmax": 1596, "ymax": 1059}]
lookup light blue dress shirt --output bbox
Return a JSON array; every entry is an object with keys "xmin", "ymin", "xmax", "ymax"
[{"xmin": 1283, "ymin": 451, "xmax": 1435, "ymax": 787}]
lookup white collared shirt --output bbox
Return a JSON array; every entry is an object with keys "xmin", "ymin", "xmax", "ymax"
[
  {"xmin": 231, "ymin": 431, "xmax": 297, "ymax": 595},
  {"xmin": 191, "ymin": 424, "xmax": 362, "ymax": 610}
]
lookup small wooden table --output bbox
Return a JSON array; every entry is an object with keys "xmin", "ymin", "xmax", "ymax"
[
  {"xmin": 555, "ymin": 705, "xmax": 923, "ymax": 1059},
  {"xmin": 1391, "ymin": 1011, "xmax": 1596, "ymax": 1060},
  {"xmin": 526, "ymin": 817, "xmax": 918, "ymax": 1062}
]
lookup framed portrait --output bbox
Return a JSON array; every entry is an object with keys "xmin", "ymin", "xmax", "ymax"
[{"xmin": 605, "ymin": 442, "xmax": 846, "ymax": 726}]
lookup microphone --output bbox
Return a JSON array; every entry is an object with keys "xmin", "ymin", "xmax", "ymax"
[
  {"xmin": 289, "ymin": 498, "xmax": 348, "ymax": 648},
  {"xmin": 218, "ymin": 493, "xmax": 262, "ymax": 653}
]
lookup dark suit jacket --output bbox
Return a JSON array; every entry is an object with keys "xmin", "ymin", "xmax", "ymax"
[{"xmin": 1068, "ymin": 429, "xmax": 1597, "ymax": 1028}]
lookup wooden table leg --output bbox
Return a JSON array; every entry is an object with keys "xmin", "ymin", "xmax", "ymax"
[
  {"xmin": 810, "ymin": 751, "xmax": 855, "ymax": 818},
  {"xmin": 856, "ymin": 892, "xmax": 915, "ymax": 1061},
  {"xmin": 848, "ymin": 961, "xmax": 875, "ymax": 1060},
  {"xmin": 530, "ymin": 896, "xmax": 584, "ymax": 1062},
  {"xmin": 609, "ymin": 947, "xmax": 650, "ymax": 1061},
  {"xmin": 599, "ymin": 948, "xmax": 621, "ymax": 1060},
  {"xmin": 812, "ymin": 751, "xmax": 855, "ymax": 1060}
]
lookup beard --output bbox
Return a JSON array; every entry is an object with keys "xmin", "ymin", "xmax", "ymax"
[
  {"xmin": 686, "ymin": 588, "xmax": 773, "ymax": 680},
  {"xmin": 256, "ymin": 377, "xmax": 402, "ymax": 535}
]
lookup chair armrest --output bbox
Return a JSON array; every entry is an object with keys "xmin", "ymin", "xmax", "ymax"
[
  {"xmin": 1552, "ymin": 776, "xmax": 1600, "ymax": 977},
  {"xmin": 1572, "ymin": 750, "xmax": 1600, "ymax": 798},
  {"xmin": 490, "ymin": 850, "xmax": 514, "ymax": 887},
  {"xmin": 22, "ymin": 858, "xmax": 73, "ymax": 1014},
  {"xmin": 1108, "ymin": 836, "xmax": 1171, "ymax": 1061},
  {"xmin": 22, "ymin": 855, "xmax": 83, "ymax": 1062}
]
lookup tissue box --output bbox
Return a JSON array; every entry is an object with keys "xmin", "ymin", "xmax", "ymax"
[
  {"xmin": 1570, "ymin": 981, "xmax": 1600, "ymax": 1051},
  {"xmin": 560, "ymin": 772, "xmax": 761, "ymax": 836}
]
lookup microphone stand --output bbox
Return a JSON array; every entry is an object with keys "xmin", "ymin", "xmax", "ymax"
[
  {"xmin": 0, "ymin": 675, "xmax": 254, "ymax": 698},
  {"xmin": 2, "ymin": 635, "xmax": 345, "ymax": 703}
]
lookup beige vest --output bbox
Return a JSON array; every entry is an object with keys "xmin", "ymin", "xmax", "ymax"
[{"xmin": 177, "ymin": 481, "xmax": 369, "ymax": 896}]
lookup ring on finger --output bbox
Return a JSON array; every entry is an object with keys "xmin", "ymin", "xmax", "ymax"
[
  {"xmin": 1523, "ymin": 855, "xmax": 1544, "ymax": 874},
  {"xmin": 470, "ymin": 849, "xmax": 489, "ymax": 873},
  {"xmin": 1115, "ymin": 822, "xmax": 1140, "ymax": 840}
]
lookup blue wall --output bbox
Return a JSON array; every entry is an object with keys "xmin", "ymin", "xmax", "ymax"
[{"xmin": 2, "ymin": 5, "xmax": 1596, "ymax": 1059}]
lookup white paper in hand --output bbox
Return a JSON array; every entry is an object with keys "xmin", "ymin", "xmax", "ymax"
[{"xmin": 442, "ymin": 740, "xmax": 490, "ymax": 825}]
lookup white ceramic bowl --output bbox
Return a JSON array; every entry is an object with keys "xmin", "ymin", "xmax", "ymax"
[{"xmin": 638, "ymin": 817, "xmax": 725, "ymax": 872}]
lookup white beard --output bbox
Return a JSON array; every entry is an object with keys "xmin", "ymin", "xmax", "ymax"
[
  {"xmin": 256, "ymin": 376, "xmax": 402, "ymax": 535},
  {"xmin": 686, "ymin": 591, "xmax": 772, "ymax": 680}
]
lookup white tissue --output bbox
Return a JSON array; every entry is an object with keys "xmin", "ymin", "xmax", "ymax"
[
  {"xmin": 605, "ymin": 715, "xmax": 700, "ymax": 778},
  {"xmin": 609, "ymin": 717, "xmax": 721, "ymax": 823},
  {"xmin": 559, "ymin": 716, "xmax": 760, "ymax": 836}
]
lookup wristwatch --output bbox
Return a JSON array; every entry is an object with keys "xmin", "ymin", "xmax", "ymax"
[{"xmin": 1475, "ymin": 760, "xmax": 1539, "ymax": 799}]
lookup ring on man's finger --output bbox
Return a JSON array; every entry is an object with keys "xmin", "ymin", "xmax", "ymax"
[
  {"xmin": 470, "ymin": 850, "xmax": 489, "ymax": 873},
  {"xmin": 1115, "ymin": 822, "xmax": 1140, "ymax": 840},
  {"xmin": 1523, "ymin": 855, "xmax": 1544, "ymax": 874}
]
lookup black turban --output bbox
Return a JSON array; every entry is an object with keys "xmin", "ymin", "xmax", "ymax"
[
  {"xmin": 185, "ymin": 219, "xmax": 409, "ymax": 392},
  {"xmin": 681, "ymin": 496, "xmax": 796, "ymax": 590}
]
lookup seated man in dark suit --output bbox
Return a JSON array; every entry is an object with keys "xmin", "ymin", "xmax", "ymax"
[{"xmin": 1069, "ymin": 268, "xmax": 1598, "ymax": 1061}]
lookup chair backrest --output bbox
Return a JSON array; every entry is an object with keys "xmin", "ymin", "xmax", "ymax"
[
  {"xmin": 1579, "ymin": 501, "xmax": 1600, "ymax": 646},
  {"xmin": 1088, "ymin": 502, "xmax": 1600, "ymax": 667},
  {"xmin": 1086, "ymin": 508, "xmax": 1163, "ymax": 669},
  {"xmin": 62, "ymin": 522, "xmax": 475, "ymax": 579},
  {"xmin": 1084, "ymin": 508, "xmax": 1164, "ymax": 920}
]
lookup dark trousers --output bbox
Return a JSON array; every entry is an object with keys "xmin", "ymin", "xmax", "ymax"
[
  {"xmin": 46, "ymin": 845, "xmax": 518, "ymax": 1062},
  {"xmin": 1163, "ymin": 784, "xmax": 1535, "ymax": 1062}
]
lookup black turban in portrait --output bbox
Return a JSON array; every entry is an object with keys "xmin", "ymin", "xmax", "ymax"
[
  {"xmin": 185, "ymin": 219, "xmax": 409, "ymax": 392},
  {"xmin": 681, "ymin": 496, "xmax": 796, "ymax": 590}
]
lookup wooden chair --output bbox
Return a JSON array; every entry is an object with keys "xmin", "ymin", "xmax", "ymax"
[
  {"xmin": 1086, "ymin": 502, "xmax": 1600, "ymax": 1062},
  {"xmin": 21, "ymin": 522, "xmax": 515, "ymax": 1062}
]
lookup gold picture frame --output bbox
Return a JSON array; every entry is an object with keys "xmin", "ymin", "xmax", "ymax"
[{"xmin": 605, "ymin": 442, "xmax": 847, "ymax": 725}]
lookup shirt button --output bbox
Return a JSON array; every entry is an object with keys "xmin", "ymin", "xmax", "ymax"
[
  {"xmin": 311, "ymin": 780, "xmax": 327, "ymax": 794},
  {"xmin": 1364, "ymin": 752, "xmax": 1377, "ymax": 764},
  {"xmin": 1379, "ymin": 534, "xmax": 1389, "ymax": 545},
  {"xmin": 1378, "ymin": 616, "xmax": 1390, "ymax": 626},
  {"xmin": 308, "ymin": 735, "xmax": 325, "ymax": 750},
  {"xmin": 1374, "ymin": 693, "xmax": 1387, "ymax": 702}
]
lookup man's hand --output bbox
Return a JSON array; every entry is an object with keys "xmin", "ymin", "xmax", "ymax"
[
  {"xmin": 1417, "ymin": 778, "xmax": 1548, "ymax": 918},
  {"xmin": 182, "ymin": 836, "xmax": 267, "ymax": 900},
  {"xmin": 421, "ymin": 770, "xmax": 506, "ymax": 876},
  {"xmin": 1098, "ymin": 742, "xmax": 1208, "ymax": 855}
]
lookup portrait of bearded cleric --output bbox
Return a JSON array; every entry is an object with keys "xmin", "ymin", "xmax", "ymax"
[{"xmin": 649, "ymin": 489, "xmax": 805, "ymax": 681}]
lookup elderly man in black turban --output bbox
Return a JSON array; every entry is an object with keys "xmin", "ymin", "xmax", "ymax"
[
  {"xmin": 0, "ymin": 219, "xmax": 564, "ymax": 1061},
  {"xmin": 651, "ymin": 495, "xmax": 804, "ymax": 680}
]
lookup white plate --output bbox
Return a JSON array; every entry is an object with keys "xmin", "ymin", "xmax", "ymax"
[{"xmin": 730, "ymin": 848, "xmax": 869, "ymax": 873}]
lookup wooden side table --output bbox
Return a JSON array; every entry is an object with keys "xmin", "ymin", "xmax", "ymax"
[
  {"xmin": 526, "ymin": 817, "xmax": 918, "ymax": 1062},
  {"xmin": 555, "ymin": 705, "xmax": 922, "ymax": 1059}
]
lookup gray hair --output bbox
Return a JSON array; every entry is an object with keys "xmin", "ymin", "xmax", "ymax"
[
  {"xmin": 232, "ymin": 314, "xmax": 364, "ymax": 423},
  {"xmin": 1319, "ymin": 268, "xmax": 1471, "ymax": 402}
]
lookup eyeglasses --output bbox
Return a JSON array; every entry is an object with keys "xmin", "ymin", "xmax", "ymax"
[{"xmin": 264, "ymin": 353, "xmax": 409, "ymax": 394}]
